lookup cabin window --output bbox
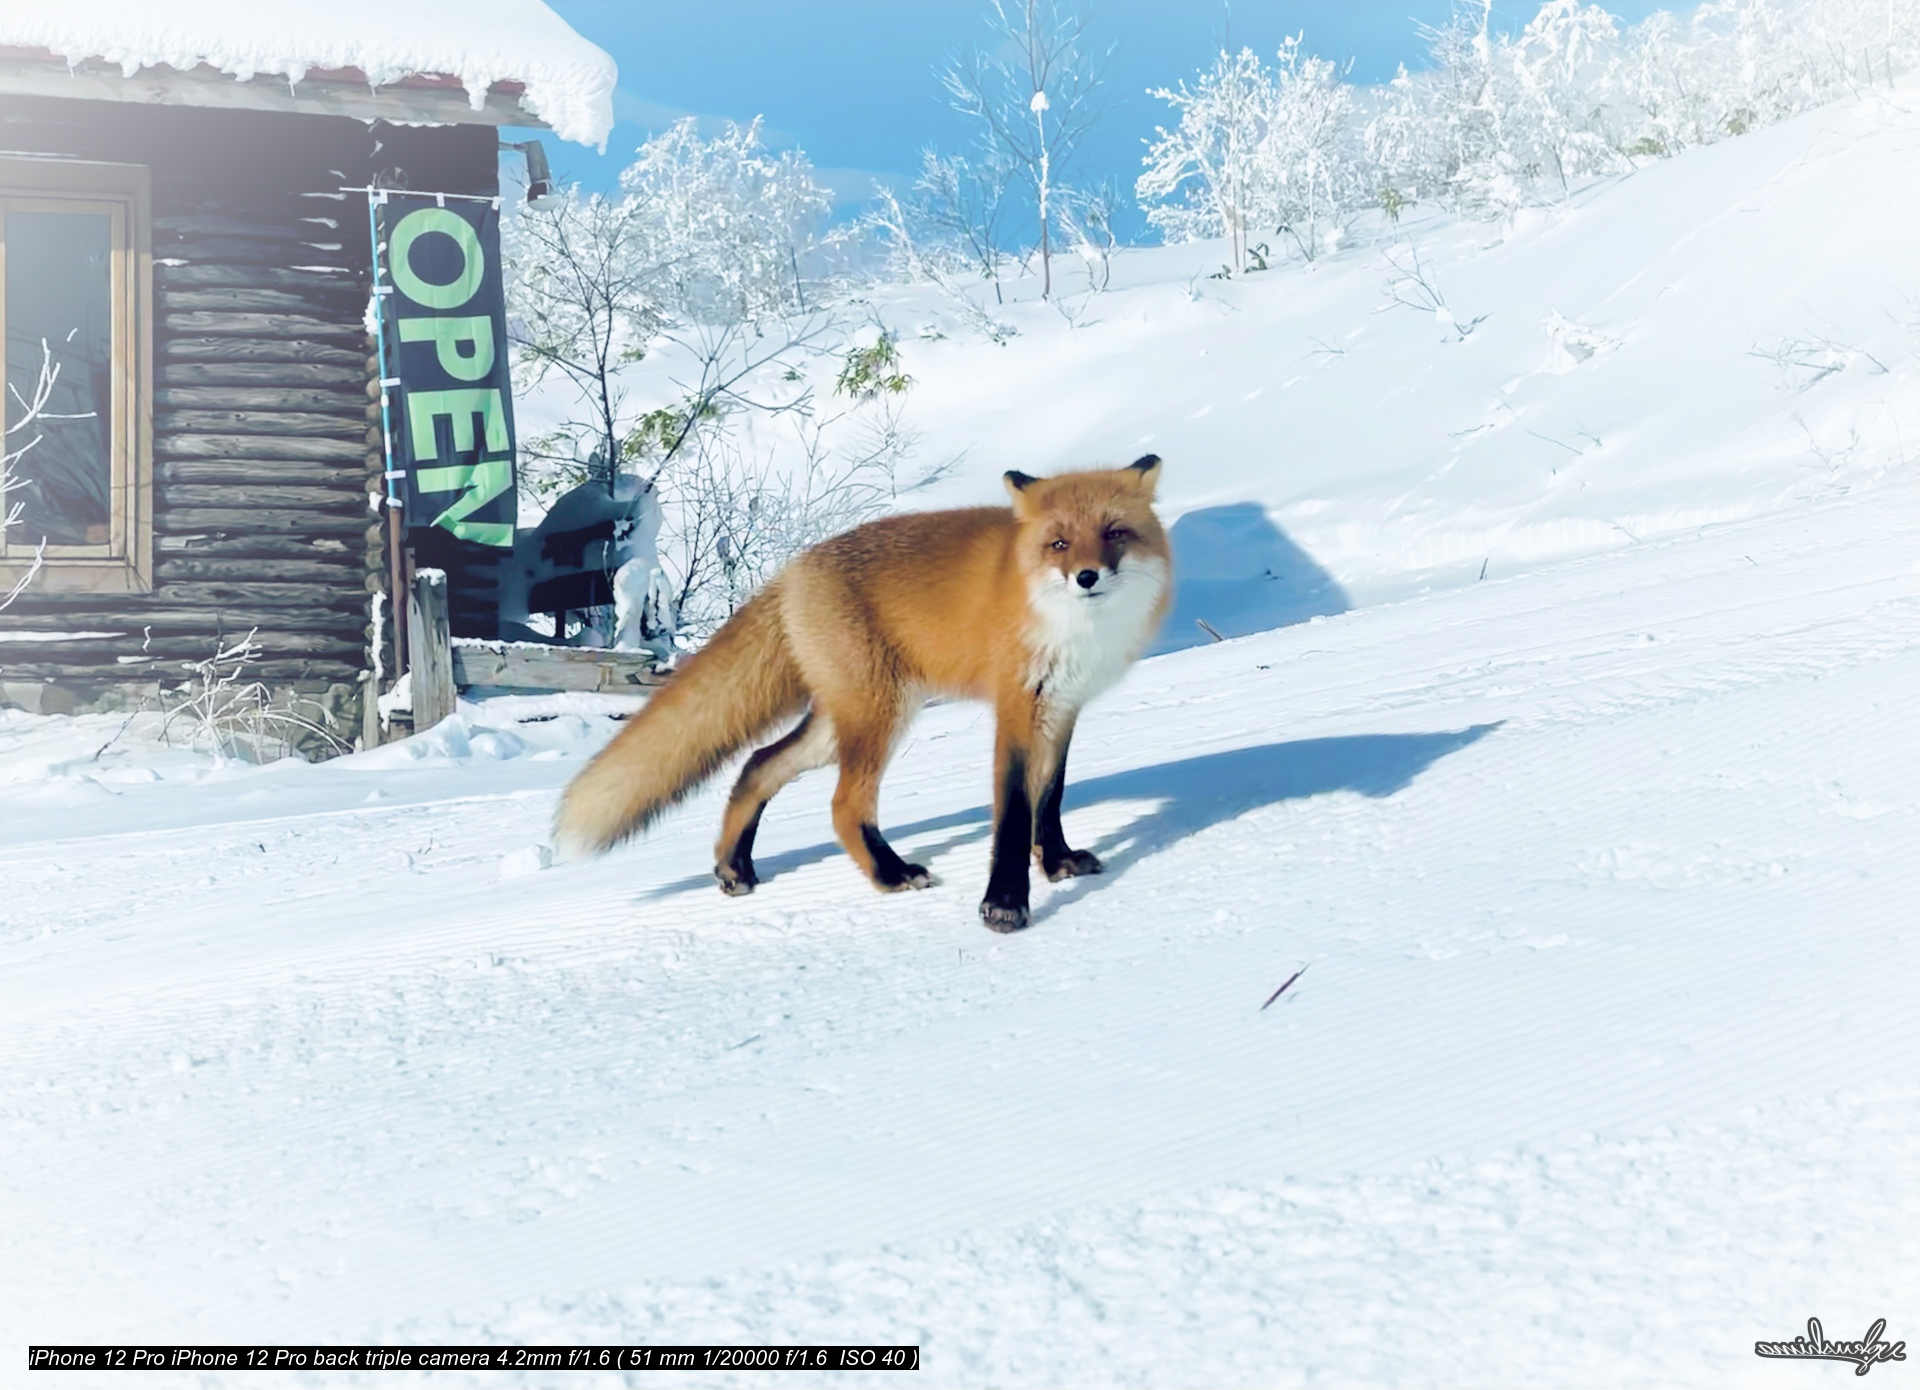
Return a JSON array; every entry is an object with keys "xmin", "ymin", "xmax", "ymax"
[{"xmin": 0, "ymin": 158, "xmax": 149, "ymax": 594}]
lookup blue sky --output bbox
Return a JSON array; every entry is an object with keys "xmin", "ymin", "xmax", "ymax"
[{"xmin": 542, "ymin": 1, "xmax": 1678, "ymax": 229}]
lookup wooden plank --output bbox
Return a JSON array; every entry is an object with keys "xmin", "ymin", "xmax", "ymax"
[
  {"xmin": 159, "ymin": 361, "xmax": 365, "ymax": 387},
  {"xmin": 160, "ymin": 484, "xmax": 366, "ymax": 510},
  {"xmin": 155, "ymin": 508, "xmax": 373, "ymax": 535},
  {"xmin": 162, "ymin": 245, "xmax": 355, "ymax": 273},
  {"xmin": 163, "ymin": 312, "xmax": 361, "ymax": 340},
  {"xmin": 155, "ymin": 387, "xmax": 366, "ymax": 412},
  {"xmin": 157, "ymin": 557, "xmax": 368, "ymax": 584},
  {"xmin": 0, "ymin": 630, "xmax": 365, "ymax": 656},
  {"xmin": 151, "ymin": 581, "xmax": 368, "ymax": 609},
  {"xmin": 158, "ymin": 459, "xmax": 366, "ymax": 486},
  {"xmin": 157, "ymin": 532, "xmax": 367, "ymax": 558},
  {"xmin": 452, "ymin": 643, "xmax": 669, "ymax": 695},
  {"xmin": 4, "ymin": 605, "xmax": 367, "ymax": 632},
  {"xmin": 162, "ymin": 338, "xmax": 365, "ymax": 366},
  {"xmin": 407, "ymin": 570, "xmax": 456, "ymax": 731},
  {"xmin": 156, "ymin": 410, "xmax": 365, "ymax": 438},
  {"xmin": 155, "ymin": 434, "xmax": 366, "ymax": 463},
  {"xmin": 160, "ymin": 288, "xmax": 360, "ymax": 314},
  {"xmin": 0, "ymin": 658, "xmax": 364, "ymax": 682},
  {"xmin": 156, "ymin": 264, "xmax": 362, "ymax": 293},
  {"xmin": 155, "ymin": 214, "xmax": 340, "ymax": 241}
]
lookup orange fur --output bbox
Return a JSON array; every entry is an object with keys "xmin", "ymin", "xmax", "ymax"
[{"xmin": 552, "ymin": 456, "xmax": 1173, "ymax": 931}]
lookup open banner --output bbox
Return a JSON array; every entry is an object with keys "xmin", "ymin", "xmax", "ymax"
[{"xmin": 372, "ymin": 194, "xmax": 518, "ymax": 548}]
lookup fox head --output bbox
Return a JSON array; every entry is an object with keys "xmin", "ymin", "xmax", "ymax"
[{"xmin": 1003, "ymin": 455, "xmax": 1172, "ymax": 606}]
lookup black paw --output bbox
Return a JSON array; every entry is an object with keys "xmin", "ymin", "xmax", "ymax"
[
  {"xmin": 1042, "ymin": 849, "xmax": 1104, "ymax": 882},
  {"xmin": 715, "ymin": 861, "xmax": 757, "ymax": 896},
  {"xmin": 877, "ymin": 862, "xmax": 933, "ymax": 892},
  {"xmin": 979, "ymin": 895, "xmax": 1030, "ymax": 933}
]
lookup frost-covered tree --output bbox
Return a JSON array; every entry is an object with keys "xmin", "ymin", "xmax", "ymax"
[
  {"xmin": 1154, "ymin": 0, "xmax": 1920, "ymax": 241},
  {"xmin": 618, "ymin": 117, "xmax": 832, "ymax": 325},
  {"xmin": 505, "ymin": 117, "xmax": 834, "ymax": 503},
  {"xmin": 1138, "ymin": 46, "xmax": 1277, "ymax": 274},
  {"xmin": 1604, "ymin": 0, "xmax": 1919, "ymax": 157},
  {"xmin": 1262, "ymin": 36, "xmax": 1363, "ymax": 261},
  {"xmin": 908, "ymin": 148, "xmax": 1019, "ymax": 299},
  {"xmin": 1139, "ymin": 38, "xmax": 1360, "ymax": 269},
  {"xmin": 1510, "ymin": 1, "xmax": 1623, "ymax": 190},
  {"xmin": 944, "ymin": 0, "xmax": 1111, "ymax": 299},
  {"xmin": 503, "ymin": 189, "xmax": 665, "ymax": 500}
]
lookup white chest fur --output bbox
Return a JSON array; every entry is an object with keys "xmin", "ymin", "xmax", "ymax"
[{"xmin": 1025, "ymin": 553, "xmax": 1169, "ymax": 716}]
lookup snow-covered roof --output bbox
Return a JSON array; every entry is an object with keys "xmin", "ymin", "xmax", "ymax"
[{"xmin": 0, "ymin": 0, "xmax": 616, "ymax": 148}]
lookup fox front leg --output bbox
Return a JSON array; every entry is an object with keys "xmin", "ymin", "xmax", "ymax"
[
  {"xmin": 1033, "ymin": 724, "xmax": 1102, "ymax": 882},
  {"xmin": 980, "ymin": 722, "xmax": 1034, "ymax": 932}
]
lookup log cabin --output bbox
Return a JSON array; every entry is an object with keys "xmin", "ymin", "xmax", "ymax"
[{"xmin": 0, "ymin": 2, "xmax": 615, "ymax": 751}]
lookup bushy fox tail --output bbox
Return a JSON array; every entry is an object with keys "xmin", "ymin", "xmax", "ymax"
[{"xmin": 552, "ymin": 584, "xmax": 806, "ymax": 857}]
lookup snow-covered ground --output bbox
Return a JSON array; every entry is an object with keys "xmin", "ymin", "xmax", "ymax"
[{"xmin": 7, "ymin": 79, "xmax": 1920, "ymax": 1390}]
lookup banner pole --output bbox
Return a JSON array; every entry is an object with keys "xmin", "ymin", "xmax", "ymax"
[{"xmin": 365, "ymin": 189, "xmax": 408, "ymax": 676}]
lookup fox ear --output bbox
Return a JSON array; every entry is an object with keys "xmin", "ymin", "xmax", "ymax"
[
  {"xmin": 1004, "ymin": 470, "xmax": 1039, "ymax": 504},
  {"xmin": 1128, "ymin": 454, "xmax": 1162, "ymax": 494}
]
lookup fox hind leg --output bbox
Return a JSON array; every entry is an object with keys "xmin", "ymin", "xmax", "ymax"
[
  {"xmin": 826, "ymin": 703, "xmax": 930, "ymax": 893},
  {"xmin": 714, "ymin": 711, "xmax": 835, "ymax": 895}
]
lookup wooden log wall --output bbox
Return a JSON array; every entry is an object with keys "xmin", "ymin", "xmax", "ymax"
[{"xmin": 0, "ymin": 97, "xmax": 501, "ymax": 739}]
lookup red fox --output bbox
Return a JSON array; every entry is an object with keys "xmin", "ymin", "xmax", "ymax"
[{"xmin": 553, "ymin": 455, "xmax": 1173, "ymax": 931}]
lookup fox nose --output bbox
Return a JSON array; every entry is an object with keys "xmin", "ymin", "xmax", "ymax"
[{"xmin": 1075, "ymin": 568, "xmax": 1099, "ymax": 589}]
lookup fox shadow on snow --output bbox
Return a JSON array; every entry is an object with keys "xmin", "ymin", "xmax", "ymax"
[{"xmin": 646, "ymin": 724, "xmax": 1500, "ymax": 922}]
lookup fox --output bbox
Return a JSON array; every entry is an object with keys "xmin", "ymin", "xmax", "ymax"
[{"xmin": 552, "ymin": 454, "xmax": 1173, "ymax": 932}]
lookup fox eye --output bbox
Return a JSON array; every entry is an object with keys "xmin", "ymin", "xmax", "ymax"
[
  {"xmin": 1103, "ymin": 526, "xmax": 1132, "ymax": 543},
  {"xmin": 1049, "ymin": 538, "xmax": 1069, "ymax": 552}
]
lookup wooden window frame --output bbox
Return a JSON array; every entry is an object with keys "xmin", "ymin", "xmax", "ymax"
[{"xmin": 0, "ymin": 155, "xmax": 151, "ymax": 595}]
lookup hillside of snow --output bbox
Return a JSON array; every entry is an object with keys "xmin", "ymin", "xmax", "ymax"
[
  {"xmin": 6, "ymin": 79, "xmax": 1920, "ymax": 1389},
  {"xmin": 545, "ymin": 72, "xmax": 1920, "ymax": 653},
  {"xmin": 895, "ymin": 75, "xmax": 1920, "ymax": 601}
]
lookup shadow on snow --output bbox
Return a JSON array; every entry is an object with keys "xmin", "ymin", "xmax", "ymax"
[
  {"xmin": 1151, "ymin": 502, "xmax": 1350, "ymax": 657},
  {"xmin": 644, "ymin": 724, "xmax": 1501, "ymax": 921}
]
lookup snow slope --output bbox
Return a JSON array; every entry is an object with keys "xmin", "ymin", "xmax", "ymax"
[
  {"xmin": 579, "ymin": 73, "xmax": 1920, "ymax": 651},
  {"xmin": 5, "ymin": 469, "xmax": 1919, "ymax": 1386},
  {"xmin": 887, "ymin": 74, "xmax": 1920, "ymax": 606},
  {"xmin": 6, "ymin": 76, "xmax": 1920, "ymax": 1390}
]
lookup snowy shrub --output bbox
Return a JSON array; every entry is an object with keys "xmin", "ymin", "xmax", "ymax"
[
  {"xmin": 160, "ymin": 631, "xmax": 348, "ymax": 764},
  {"xmin": 1054, "ymin": 177, "xmax": 1122, "ymax": 292},
  {"xmin": 892, "ymin": 149, "xmax": 1020, "ymax": 298},
  {"xmin": 835, "ymin": 332, "xmax": 912, "ymax": 402},
  {"xmin": 653, "ymin": 376, "xmax": 926, "ymax": 640}
]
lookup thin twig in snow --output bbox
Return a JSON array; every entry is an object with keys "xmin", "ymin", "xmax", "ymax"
[{"xmin": 1261, "ymin": 964, "xmax": 1309, "ymax": 1010}]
